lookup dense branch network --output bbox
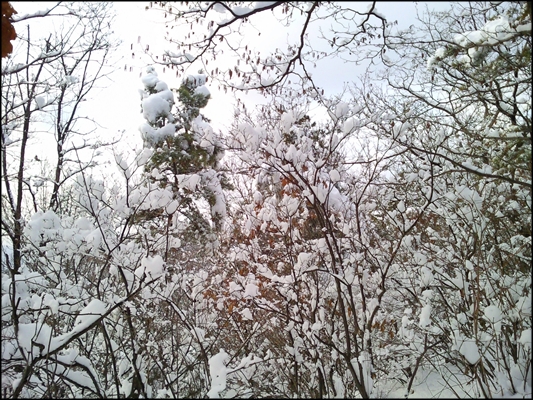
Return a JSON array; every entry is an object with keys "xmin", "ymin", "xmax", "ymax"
[{"xmin": 144, "ymin": 1, "xmax": 390, "ymax": 96}]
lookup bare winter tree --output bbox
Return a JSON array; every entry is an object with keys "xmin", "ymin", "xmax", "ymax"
[
  {"xmin": 142, "ymin": 1, "xmax": 390, "ymax": 99},
  {"xmin": 1, "ymin": 2, "xmax": 118, "ymax": 274},
  {"xmin": 1, "ymin": 3, "xmax": 122, "ymax": 397},
  {"xmin": 381, "ymin": 1, "xmax": 531, "ymax": 189}
]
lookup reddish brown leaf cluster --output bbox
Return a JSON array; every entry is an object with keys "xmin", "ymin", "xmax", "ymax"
[{"xmin": 1, "ymin": 1, "xmax": 17, "ymax": 58}]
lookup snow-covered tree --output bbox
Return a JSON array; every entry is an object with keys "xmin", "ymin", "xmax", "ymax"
[
  {"xmin": 138, "ymin": 66, "xmax": 227, "ymax": 244},
  {"xmin": 132, "ymin": 1, "xmax": 531, "ymax": 398},
  {"xmin": 1, "ymin": 1, "xmax": 118, "ymax": 290},
  {"xmin": 2, "ymin": 1, "xmax": 530, "ymax": 399},
  {"xmin": 372, "ymin": 2, "xmax": 532, "ymax": 396}
]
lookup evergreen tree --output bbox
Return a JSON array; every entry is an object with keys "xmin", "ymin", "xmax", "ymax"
[{"xmin": 138, "ymin": 67, "xmax": 227, "ymax": 243}]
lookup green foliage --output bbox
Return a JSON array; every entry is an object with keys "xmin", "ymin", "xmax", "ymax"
[
  {"xmin": 144, "ymin": 73, "xmax": 222, "ymax": 178},
  {"xmin": 147, "ymin": 132, "xmax": 219, "ymax": 179},
  {"xmin": 177, "ymin": 78, "xmax": 210, "ymax": 128},
  {"xmin": 139, "ymin": 70, "xmax": 227, "ymax": 241}
]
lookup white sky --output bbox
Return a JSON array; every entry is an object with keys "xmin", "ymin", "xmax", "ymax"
[{"xmin": 9, "ymin": 1, "xmax": 450, "ymax": 155}]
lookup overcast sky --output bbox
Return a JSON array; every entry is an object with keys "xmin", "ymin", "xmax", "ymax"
[{"xmin": 9, "ymin": 1, "xmax": 450, "ymax": 153}]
